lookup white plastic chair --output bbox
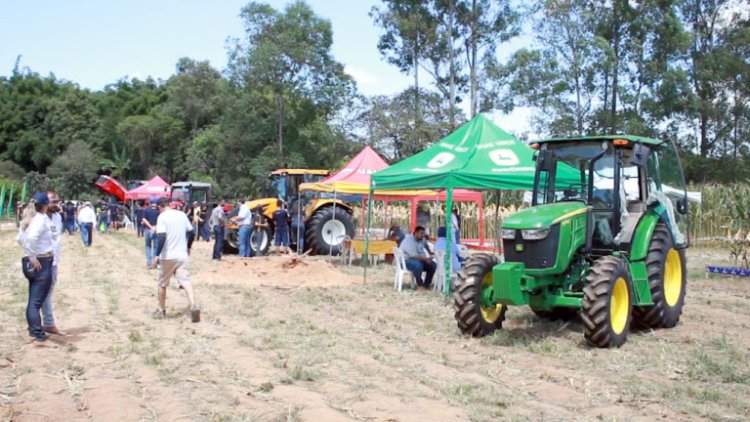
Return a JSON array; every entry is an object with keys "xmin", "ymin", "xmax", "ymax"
[
  {"xmin": 392, "ymin": 247, "xmax": 414, "ymax": 292},
  {"xmin": 122, "ymin": 215, "xmax": 133, "ymax": 230}
]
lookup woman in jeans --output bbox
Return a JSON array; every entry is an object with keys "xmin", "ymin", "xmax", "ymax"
[{"xmin": 17, "ymin": 192, "xmax": 56, "ymax": 342}]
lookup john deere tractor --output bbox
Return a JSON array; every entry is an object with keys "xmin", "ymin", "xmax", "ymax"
[
  {"xmin": 453, "ymin": 136, "xmax": 690, "ymax": 348},
  {"xmin": 224, "ymin": 169, "xmax": 354, "ymax": 255}
]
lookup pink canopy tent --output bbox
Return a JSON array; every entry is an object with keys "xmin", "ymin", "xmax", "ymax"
[
  {"xmin": 126, "ymin": 176, "xmax": 170, "ymax": 201},
  {"xmin": 300, "ymin": 146, "xmax": 484, "ymax": 245}
]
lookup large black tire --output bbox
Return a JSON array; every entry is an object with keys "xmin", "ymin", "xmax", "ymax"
[
  {"xmin": 632, "ymin": 223, "xmax": 687, "ymax": 328},
  {"xmin": 533, "ymin": 308, "xmax": 579, "ymax": 321},
  {"xmin": 452, "ymin": 253, "xmax": 506, "ymax": 337},
  {"xmin": 223, "ymin": 227, "xmax": 239, "ymax": 254},
  {"xmin": 306, "ymin": 206, "xmax": 354, "ymax": 256},
  {"xmin": 581, "ymin": 256, "xmax": 633, "ymax": 348},
  {"xmin": 249, "ymin": 219, "xmax": 273, "ymax": 256}
]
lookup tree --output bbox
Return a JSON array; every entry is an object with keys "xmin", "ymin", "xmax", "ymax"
[
  {"xmin": 227, "ymin": 1, "xmax": 355, "ymax": 158},
  {"xmin": 166, "ymin": 58, "xmax": 223, "ymax": 138},
  {"xmin": 456, "ymin": 0, "xmax": 521, "ymax": 117},
  {"xmin": 46, "ymin": 141, "xmax": 98, "ymax": 198},
  {"xmin": 371, "ymin": 0, "xmax": 439, "ymax": 122}
]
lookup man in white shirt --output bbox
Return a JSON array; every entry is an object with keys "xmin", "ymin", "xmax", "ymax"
[
  {"xmin": 399, "ymin": 226, "xmax": 437, "ymax": 291},
  {"xmin": 41, "ymin": 190, "xmax": 65, "ymax": 335},
  {"xmin": 153, "ymin": 197, "xmax": 199, "ymax": 322},
  {"xmin": 77, "ymin": 202, "xmax": 96, "ymax": 246},
  {"xmin": 231, "ymin": 200, "xmax": 254, "ymax": 257}
]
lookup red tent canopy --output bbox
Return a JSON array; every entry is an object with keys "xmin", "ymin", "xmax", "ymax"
[
  {"xmin": 320, "ymin": 146, "xmax": 388, "ymax": 185},
  {"xmin": 126, "ymin": 176, "xmax": 170, "ymax": 201}
]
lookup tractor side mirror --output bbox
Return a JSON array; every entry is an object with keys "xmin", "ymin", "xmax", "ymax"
[{"xmin": 676, "ymin": 196, "xmax": 688, "ymax": 215}]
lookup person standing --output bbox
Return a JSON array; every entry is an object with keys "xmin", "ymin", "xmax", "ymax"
[
  {"xmin": 208, "ymin": 200, "xmax": 226, "ymax": 260},
  {"xmin": 41, "ymin": 190, "xmax": 65, "ymax": 335},
  {"xmin": 191, "ymin": 202, "xmax": 202, "ymax": 241},
  {"xmin": 399, "ymin": 226, "xmax": 437, "ymax": 291},
  {"xmin": 135, "ymin": 202, "xmax": 145, "ymax": 238},
  {"xmin": 272, "ymin": 200, "xmax": 290, "ymax": 252},
  {"xmin": 152, "ymin": 197, "xmax": 199, "ymax": 321},
  {"xmin": 17, "ymin": 192, "xmax": 56, "ymax": 342},
  {"xmin": 141, "ymin": 197, "xmax": 160, "ymax": 268},
  {"xmin": 107, "ymin": 202, "xmax": 119, "ymax": 232},
  {"xmin": 77, "ymin": 202, "xmax": 96, "ymax": 246},
  {"xmin": 62, "ymin": 201, "xmax": 76, "ymax": 235},
  {"xmin": 232, "ymin": 200, "xmax": 253, "ymax": 258}
]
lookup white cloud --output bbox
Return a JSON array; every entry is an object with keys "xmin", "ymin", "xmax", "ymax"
[{"xmin": 345, "ymin": 65, "xmax": 378, "ymax": 87}]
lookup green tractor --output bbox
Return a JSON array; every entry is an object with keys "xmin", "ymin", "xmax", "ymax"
[{"xmin": 453, "ymin": 135, "xmax": 690, "ymax": 347}]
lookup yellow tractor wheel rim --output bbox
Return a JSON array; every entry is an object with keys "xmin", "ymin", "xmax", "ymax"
[
  {"xmin": 664, "ymin": 248, "xmax": 683, "ymax": 307},
  {"xmin": 480, "ymin": 273, "xmax": 503, "ymax": 323},
  {"xmin": 610, "ymin": 277, "xmax": 629, "ymax": 335}
]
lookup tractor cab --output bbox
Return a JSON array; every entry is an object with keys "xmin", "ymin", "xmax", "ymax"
[
  {"xmin": 170, "ymin": 182, "xmax": 212, "ymax": 207},
  {"xmin": 532, "ymin": 136, "xmax": 688, "ymax": 250},
  {"xmin": 455, "ymin": 135, "xmax": 690, "ymax": 348},
  {"xmin": 268, "ymin": 169, "xmax": 329, "ymax": 206}
]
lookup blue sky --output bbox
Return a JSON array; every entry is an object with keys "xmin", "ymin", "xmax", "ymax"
[{"xmin": 0, "ymin": 0, "xmax": 532, "ymax": 133}]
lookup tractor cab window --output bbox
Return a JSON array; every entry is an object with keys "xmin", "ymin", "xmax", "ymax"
[
  {"xmin": 171, "ymin": 187, "xmax": 188, "ymax": 202},
  {"xmin": 535, "ymin": 142, "xmax": 615, "ymax": 208},
  {"xmin": 270, "ymin": 175, "xmax": 287, "ymax": 202},
  {"xmin": 191, "ymin": 189, "xmax": 208, "ymax": 203}
]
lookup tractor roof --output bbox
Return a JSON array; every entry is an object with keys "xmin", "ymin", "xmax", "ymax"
[
  {"xmin": 537, "ymin": 134, "xmax": 665, "ymax": 147},
  {"xmin": 171, "ymin": 181, "xmax": 212, "ymax": 188},
  {"xmin": 270, "ymin": 169, "xmax": 330, "ymax": 176}
]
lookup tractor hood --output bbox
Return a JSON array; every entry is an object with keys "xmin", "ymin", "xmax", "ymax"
[{"xmin": 503, "ymin": 202, "xmax": 587, "ymax": 229}]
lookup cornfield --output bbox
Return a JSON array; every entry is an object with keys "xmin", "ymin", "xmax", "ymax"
[{"xmin": 351, "ymin": 185, "xmax": 750, "ymax": 248}]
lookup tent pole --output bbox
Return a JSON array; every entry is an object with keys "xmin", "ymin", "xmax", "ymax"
[
  {"xmin": 363, "ymin": 184, "xmax": 375, "ymax": 282},
  {"xmin": 479, "ymin": 196, "xmax": 485, "ymax": 247},
  {"xmin": 361, "ymin": 198, "xmax": 366, "ymax": 237},
  {"xmin": 330, "ymin": 190, "xmax": 337, "ymax": 256},
  {"xmin": 445, "ymin": 187, "xmax": 454, "ymax": 297},
  {"xmin": 410, "ymin": 198, "xmax": 417, "ymax": 232},
  {"xmin": 297, "ymin": 189, "xmax": 302, "ymax": 255}
]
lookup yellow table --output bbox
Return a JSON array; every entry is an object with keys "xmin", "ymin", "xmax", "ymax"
[{"xmin": 345, "ymin": 239, "xmax": 397, "ymax": 265}]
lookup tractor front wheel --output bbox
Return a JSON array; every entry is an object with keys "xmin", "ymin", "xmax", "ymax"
[
  {"xmin": 581, "ymin": 256, "xmax": 633, "ymax": 348},
  {"xmin": 453, "ymin": 253, "xmax": 506, "ymax": 337},
  {"xmin": 632, "ymin": 223, "xmax": 686, "ymax": 328},
  {"xmin": 306, "ymin": 206, "xmax": 354, "ymax": 256}
]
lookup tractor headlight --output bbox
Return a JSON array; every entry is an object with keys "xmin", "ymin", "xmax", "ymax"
[
  {"xmin": 501, "ymin": 228, "xmax": 516, "ymax": 240},
  {"xmin": 521, "ymin": 227, "xmax": 551, "ymax": 240}
]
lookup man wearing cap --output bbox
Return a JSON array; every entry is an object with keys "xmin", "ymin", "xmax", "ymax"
[
  {"xmin": 152, "ymin": 197, "xmax": 199, "ymax": 321},
  {"xmin": 18, "ymin": 192, "xmax": 56, "ymax": 341},
  {"xmin": 141, "ymin": 197, "xmax": 160, "ymax": 268},
  {"xmin": 77, "ymin": 201, "xmax": 96, "ymax": 246}
]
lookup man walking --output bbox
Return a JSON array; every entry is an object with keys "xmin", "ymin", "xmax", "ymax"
[
  {"xmin": 77, "ymin": 202, "xmax": 96, "ymax": 246},
  {"xmin": 42, "ymin": 190, "xmax": 65, "ymax": 335},
  {"xmin": 208, "ymin": 200, "xmax": 226, "ymax": 260},
  {"xmin": 399, "ymin": 226, "xmax": 437, "ymax": 291},
  {"xmin": 153, "ymin": 197, "xmax": 199, "ymax": 322},
  {"xmin": 62, "ymin": 201, "xmax": 76, "ymax": 235},
  {"xmin": 141, "ymin": 197, "xmax": 159, "ymax": 268}
]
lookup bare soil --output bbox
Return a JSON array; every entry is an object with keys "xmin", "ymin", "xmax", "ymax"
[{"xmin": 0, "ymin": 230, "xmax": 748, "ymax": 421}]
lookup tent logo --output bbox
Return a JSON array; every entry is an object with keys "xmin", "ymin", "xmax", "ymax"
[
  {"xmin": 489, "ymin": 149, "xmax": 520, "ymax": 166},
  {"xmin": 427, "ymin": 152, "xmax": 456, "ymax": 169}
]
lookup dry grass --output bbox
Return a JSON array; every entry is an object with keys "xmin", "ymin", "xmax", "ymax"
[{"xmin": 0, "ymin": 229, "xmax": 749, "ymax": 421}]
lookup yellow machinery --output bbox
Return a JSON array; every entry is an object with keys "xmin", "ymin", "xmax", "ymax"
[{"xmin": 224, "ymin": 169, "xmax": 354, "ymax": 255}]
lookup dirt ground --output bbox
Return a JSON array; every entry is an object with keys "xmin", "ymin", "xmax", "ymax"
[{"xmin": 0, "ymin": 228, "xmax": 748, "ymax": 422}]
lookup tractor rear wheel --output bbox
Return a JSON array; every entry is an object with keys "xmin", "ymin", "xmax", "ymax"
[
  {"xmin": 581, "ymin": 256, "xmax": 633, "ymax": 348},
  {"xmin": 249, "ymin": 222, "xmax": 273, "ymax": 256},
  {"xmin": 632, "ymin": 223, "xmax": 686, "ymax": 328},
  {"xmin": 453, "ymin": 253, "xmax": 506, "ymax": 337},
  {"xmin": 306, "ymin": 206, "xmax": 354, "ymax": 256}
]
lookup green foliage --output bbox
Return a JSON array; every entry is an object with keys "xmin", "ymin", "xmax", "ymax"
[{"xmin": 46, "ymin": 141, "xmax": 99, "ymax": 198}]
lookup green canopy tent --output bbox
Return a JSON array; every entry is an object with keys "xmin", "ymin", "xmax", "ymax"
[{"xmin": 365, "ymin": 114, "xmax": 577, "ymax": 294}]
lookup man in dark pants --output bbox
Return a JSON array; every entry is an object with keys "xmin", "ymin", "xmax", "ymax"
[
  {"xmin": 135, "ymin": 202, "xmax": 145, "ymax": 238},
  {"xmin": 399, "ymin": 226, "xmax": 437, "ymax": 291},
  {"xmin": 208, "ymin": 200, "xmax": 226, "ymax": 260},
  {"xmin": 141, "ymin": 197, "xmax": 160, "ymax": 268},
  {"xmin": 272, "ymin": 200, "xmax": 290, "ymax": 252}
]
